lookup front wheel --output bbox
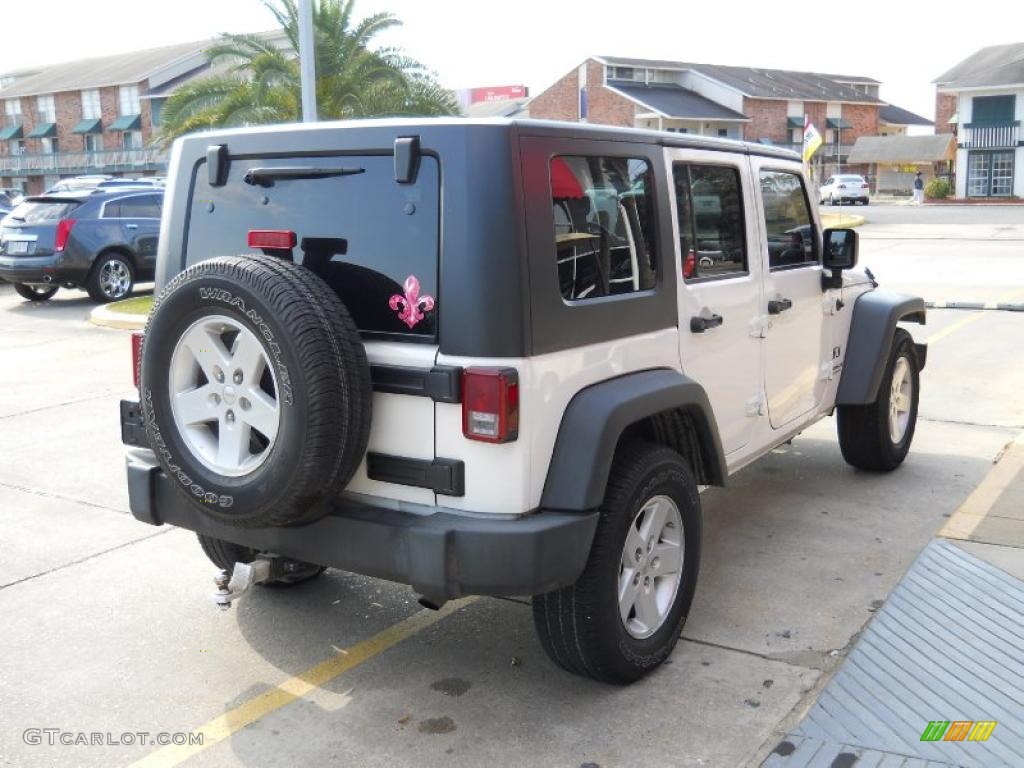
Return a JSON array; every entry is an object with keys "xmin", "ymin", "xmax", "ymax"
[
  {"xmin": 87, "ymin": 253, "xmax": 134, "ymax": 303},
  {"xmin": 837, "ymin": 328, "xmax": 920, "ymax": 471},
  {"xmin": 13, "ymin": 283, "xmax": 58, "ymax": 301},
  {"xmin": 532, "ymin": 442, "xmax": 702, "ymax": 684}
]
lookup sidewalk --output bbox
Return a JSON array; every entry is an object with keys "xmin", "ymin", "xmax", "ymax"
[{"xmin": 760, "ymin": 432, "xmax": 1024, "ymax": 768}]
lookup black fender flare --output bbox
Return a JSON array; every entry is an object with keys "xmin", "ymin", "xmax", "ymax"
[
  {"xmin": 540, "ymin": 369, "xmax": 727, "ymax": 511},
  {"xmin": 836, "ymin": 289, "xmax": 926, "ymax": 406}
]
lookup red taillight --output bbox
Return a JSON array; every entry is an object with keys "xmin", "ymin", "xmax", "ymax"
[
  {"xmin": 462, "ymin": 368, "xmax": 519, "ymax": 443},
  {"xmin": 131, "ymin": 331, "xmax": 143, "ymax": 388},
  {"xmin": 247, "ymin": 230, "xmax": 296, "ymax": 250},
  {"xmin": 683, "ymin": 248, "xmax": 696, "ymax": 279},
  {"xmin": 55, "ymin": 218, "xmax": 76, "ymax": 251}
]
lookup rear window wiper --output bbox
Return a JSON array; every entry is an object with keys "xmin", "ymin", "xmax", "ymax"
[{"xmin": 242, "ymin": 166, "xmax": 365, "ymax": 187}]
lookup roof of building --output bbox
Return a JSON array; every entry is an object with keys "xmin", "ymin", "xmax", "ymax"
[
  {"xmin": 934, "ymin": 43, "xmax": 1024, "ymax": 88},
  {"xmin": 0, "ymin": 40, "xmax": 215, "ymax": 98},
  {"xmin": 606, "ymin": 81, "xmax": 749, "ymax": 120},
  {"xmin": 462, "ymin": 97, "xmax": 532, "ymax": 118},
  {"xmin": 879, "ymin": 103, "xmax": 933, "ymax": 126},
  {"xmin": 846, "ymin": 134, "xmax": 955, "ymax": 164},
  {"xmin": 597, "ymin": 56, "xmax": 883, "ymax": 102}
]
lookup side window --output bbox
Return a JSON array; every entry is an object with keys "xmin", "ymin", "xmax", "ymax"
[
  {"xmin": 117, "ymin": 194, "xmax": 161, "ymax": 218},
  {"xmin": 759, "ymin": 170, "xmax": 818, "ymax": 269},
  {"xmin": 550, "ymin": 155, "xmax": 656, "ymax": 302},
  {"xmin": 673, "ymin": 163, "xmax": 747, "ymax": 280},
  {"xmin": 102, "ymin": 200, "xmax": 122, "ymax": 219}
]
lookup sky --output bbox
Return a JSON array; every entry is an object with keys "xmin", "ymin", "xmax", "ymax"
[{"xmin": 1, "ymin": 0, "xmax": 1014, "ymax": 121}]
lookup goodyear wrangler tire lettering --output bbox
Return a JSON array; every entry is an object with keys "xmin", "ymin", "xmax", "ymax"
[{"xmin": 139, "ymin": 255, "xmax": 372, "ymax": 528}]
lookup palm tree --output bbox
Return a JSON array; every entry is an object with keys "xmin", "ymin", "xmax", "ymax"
[{"xmin": 158, "ymin": 0, "xmax": 458, "ymax": 143}]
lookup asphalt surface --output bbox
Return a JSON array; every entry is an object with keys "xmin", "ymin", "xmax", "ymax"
[{"xmin": 1, "ymin": 205, "xmax": 1022, "ymax": 768}]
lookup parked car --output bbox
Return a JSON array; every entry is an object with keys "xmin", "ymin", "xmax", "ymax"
[
  {"xmin": 819, "ymin": 174, "xmax": 870, "ymax": 205},
  {"xmin": 0, "ymin": 188, "xmax": 24, "ymax": 207},
  {"xmin": 120, "ymin": 119, "xmax": 925, "ymax": 685},
  {"xmin": 0, "ymin": 189, "xmax": 162, "ymax": 302},
  {"xmin": 44, "ymin": 175, "xmax": 113, "ymax": 194},
  {"xmin": 95, "ymin": 177, "xmax": 164, "ymax": 191}
]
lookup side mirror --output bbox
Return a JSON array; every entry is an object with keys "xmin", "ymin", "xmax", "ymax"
[{"xmin": 822, "ymin": 228, "xmax": 858, "ymax": 289}]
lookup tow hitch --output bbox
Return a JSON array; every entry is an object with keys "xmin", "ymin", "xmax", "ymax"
[{"xmin": 212, "ymin": 559, "xmax": 274, "ymax": 609}]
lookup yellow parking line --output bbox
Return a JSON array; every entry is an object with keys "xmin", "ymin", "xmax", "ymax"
[
  {"xmin": 941, "ymin": 432, "xmax": 1024, "ymax": 540},
  {"xmin": 923, "ymin": 311, "xmax": 985, "ymax": 345},
  {"xmin": 130, "ymin": 597, "xmax": 477, "ymax": 768}
]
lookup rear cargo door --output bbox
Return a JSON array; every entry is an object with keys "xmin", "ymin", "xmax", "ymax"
[{"xmin": 185, "ymin": 153, "xmax": 441, "ymax": 504}]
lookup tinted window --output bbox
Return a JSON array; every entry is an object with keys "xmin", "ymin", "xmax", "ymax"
[
  {"xmin": 550, "ymin": 155, "xmax": 656, "ymax": 301},
  {"xmin": 673, "ymin": 164, "xmax": 747, "ymax": 280},
  {"xmin": 760, "ymin": 170, "xmax": 818, "ymax": 269},
  {"xmin": 7, "ymin": 199, "xmax": 80, "ymax": 223},
  {"xmin": 116, "ymin": 194, "xmax": 162, "ymax": 218},
  {"xmin": 187, "ymin": 155, "xmax": 439, "ymax": 338}
]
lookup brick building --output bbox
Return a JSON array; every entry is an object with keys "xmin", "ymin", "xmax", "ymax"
[
  {"xmin": 530, "ymin": 56, "xmax": 927, "ymax": 179},
  {"xmin": 0, "ymin": 34, "xmax": 286, "ymax": 195}
]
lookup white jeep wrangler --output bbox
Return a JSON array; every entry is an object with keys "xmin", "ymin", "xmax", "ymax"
[{"xmin": 121, "ymin": 119, "xmax": 925, "ymax": 684}]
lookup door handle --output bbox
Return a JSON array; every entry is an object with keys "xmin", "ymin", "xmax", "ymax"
[
  {"xmin": 690, "ymin": 314, "xmax": 724, "ymax": 333},
  {"xmin": 767, "ymin": 297, "xmax": 793, "ymax": 315},
  {"xmin": 125, "ymin": 223, "xmax": 139, "ymax": 229}
]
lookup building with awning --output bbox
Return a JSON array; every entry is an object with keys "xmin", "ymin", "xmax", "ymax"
[
  {"xmin": 606, "ymin": 81, "xmax": 750, "ymax": 139},
  {"xmin": 847, "ymin": 134, "xmax": 956, "ymax": 193}
]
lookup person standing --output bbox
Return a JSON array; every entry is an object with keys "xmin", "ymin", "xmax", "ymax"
[{"xmin": 913, "ymin": 171, "xmax": 924, "ymax": 204}]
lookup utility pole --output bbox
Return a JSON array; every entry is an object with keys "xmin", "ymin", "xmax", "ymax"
[{"xmin": 298, "ymin": 0, "xmax": 317, "ymax": 122}]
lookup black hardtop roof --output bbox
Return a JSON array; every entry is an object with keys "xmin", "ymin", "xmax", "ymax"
[{"xmin": 180, "ymin": 116, "xmax": 801, "ymax": 162}]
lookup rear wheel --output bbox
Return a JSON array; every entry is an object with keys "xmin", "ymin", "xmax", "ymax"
[
  {"xmin": 197, "ymin": 534, "xmax": 324, "ymax": 586},
  {"xmin": 13, "ymin": 283, "xmax": 58, "ymax": 301},
  {"xmin": 837, "ymin": 329, "xmax": 920, "ymax": 471},
  {"xmin": 532, "ymin": 442, "xmax": 702, "ymax": 684},
  {"xmin": 87, "ymin": 253, "xmax": 134, "ymax": 303}
]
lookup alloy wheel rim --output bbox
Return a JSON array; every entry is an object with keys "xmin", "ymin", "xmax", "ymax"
[
  {"xmin": 100, "ymin": 260, "xmax": 131, "ymax": 298},
  {"xmin": 889, "ymin": 356, "xmax": 913, "ymax": 443},
  {"xmin": 168, "ymin": 314, "xmax": 281, "ymax": 477},
  {"xmin": 618, "ymin": 494, "xmax": 685, "ymax": 640}
]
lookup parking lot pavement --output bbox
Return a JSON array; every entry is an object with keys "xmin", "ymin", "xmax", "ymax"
[{"xmin": 1, "ymin": 204, "xmax": 1023, "ymax": 768}]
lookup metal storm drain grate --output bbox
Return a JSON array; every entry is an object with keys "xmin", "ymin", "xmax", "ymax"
[{"xmin": 763, "ymin": 539, "xmax": 1024, "ymax": 768}]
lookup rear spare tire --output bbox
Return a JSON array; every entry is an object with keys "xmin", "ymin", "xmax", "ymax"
[{"xmin": 140, "ymin": 255, "xmax": 371, "ymax": 527}]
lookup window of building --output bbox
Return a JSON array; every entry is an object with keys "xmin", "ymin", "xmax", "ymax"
[
  {"xmin": 550, "ymin": 155, "xmax": 657, "ymax": 301},
  {"xmin": 10, "ymin": 139, "xmax": 25, "ymax": 155},
  {"xmin": 118, "ymin": 85, "xmax": 140, "ymax": 116},
  {"xmin": 968, "ymin": 150, "xmax": 1014, "ymax": 197},
  {"xmin": 673, "ymin": 164, "xmax": 747, "ymax": 280},
  {"xmin": 122, "ymin": 131, "xmax": 142, "ymax": 149},
  {"xmin": 5, "ymin": 99, "xmax": 21, "ymax": 123},
  {"xmin": 970, "ymin": 95, "xmax": 1015, "ymax": 125},
  {"xmin": 717, "ymin": 128, "xmax": 728, "ymax": 138},
  {"xmin": 81, "ymin": 89, "xmax": 102, "ymax": 120},
  {"xmin": 36, "ymin": 94, "xmax": 55, "ymax": 123},
  {"xmin": 759, "ymin": 170, "xmax": 818, "ymax": 269},
  {"xmin": 608, "ymin": 66, "xmax": 637, "ymax": 81},
  {"xmin": 84, "ymin": 133, "xmax": 103, "ymax": 153},
  {"xmin": 40, "ymin": 137, "xmax": 58, "ymax": 154}
]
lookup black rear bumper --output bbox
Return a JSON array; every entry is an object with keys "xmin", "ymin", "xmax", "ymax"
[{"xmin": 125, "ymin": 452, "xmax": 597, "ymax": 601}]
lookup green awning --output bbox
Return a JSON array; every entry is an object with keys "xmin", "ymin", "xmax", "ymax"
[
  {"xmin": 786, "ymin": 117, "xmax": 803, "ymax": 128},
  {"xmin": 26, "ymin": 122, "xmax": 57, "ymax": 138},
  {"xmin": 110, "ymin": 114, "xmax": 141, "ymax": 131},
  {"xmin": 827, "ymin": 117, "xmax": 852, "ymax": 129},
  {"xmin": 0, "ymin": 123, "xmax": 23, "ymax": 140},
  {"xmin": 72, "ymin": 118, "xmax": 103, "ymax": 134}
]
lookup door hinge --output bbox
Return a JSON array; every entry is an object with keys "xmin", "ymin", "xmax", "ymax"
[
  {"xmin": 823, "ymin": 296, "xmax": 844, "ymax": 316},
  {"xmin": 746, "ymin": 394, "xmax": 767, "ymax": 417},
  {"xmin": 749, "ymin": 315, "xmax": 769, "ymax": 338},
  {"xmin": 820, "ymin": 362, "xmax": 835, "ymax": 382}
]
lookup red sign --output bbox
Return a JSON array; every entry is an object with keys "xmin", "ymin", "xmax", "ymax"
[{"xmin": 469, "ymin": 85, "xmax": 528, "ymax": 104}]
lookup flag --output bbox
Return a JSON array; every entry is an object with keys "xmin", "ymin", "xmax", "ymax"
[{"xmin": 802, "ymin": 115, "xmax": 822, "ymax": 163}]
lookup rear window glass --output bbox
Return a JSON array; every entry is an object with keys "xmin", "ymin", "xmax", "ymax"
[
  {"xmin": 186, "ymin": 155, "xmax": 439, "ymax": 338},
  {"xmin": 107, "ymin": 194, "xmax": 162, "ymax": 219},
  {"xmin": 7, "ymin": 200, "xmax": 80, "ymax": 223},
  {"xmin": 550, "ymin": 155, "xmax": 656, "ymax": 301}
]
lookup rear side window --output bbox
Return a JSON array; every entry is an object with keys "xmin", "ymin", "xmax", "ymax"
[
  {"xmin": 673, "ymin": 164, "xmax": 747, "ymax": 280},
  {"xmin": 7, "ymin": 199, "xmax": 80, "ymax": 223},
  {"xmin": 550, "ymin": 155, "xmax": 656, "ymax": 301},
  {"xmin": 186, "ymin": 155, "xmax": 440, "ymax": 338},
  {"xmin": 759, "ymin": 170, "xmax": 818, "ymax": 269},
  {"xmin": 113, "ymin": 194, "xmax": 162, "ymax": 218}
]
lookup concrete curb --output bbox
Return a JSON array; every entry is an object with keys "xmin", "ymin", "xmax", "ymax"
[
  {"xmin": 926, "ymin": 300, "xmax": 1024, "ymax": 312},
  {"xmin": 89, "ymin": 303, "xmax": 148, "ymax": 330},
  {"xmin": 819, "ymin": 213, "xmax": 865, "ymax": 228}
]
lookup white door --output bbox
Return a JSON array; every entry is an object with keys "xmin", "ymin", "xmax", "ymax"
[
  {"xmin": 668, "ymin": 149, "xmax": 764, "ymax": 455},
  {"xmin": 750, "ymin": 160, "xmax": 829, "ymax": 430}
]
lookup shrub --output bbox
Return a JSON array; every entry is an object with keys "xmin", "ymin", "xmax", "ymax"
[{"xmin": 924, "ymin": 178, "xmax": 952, "ymax": 199}]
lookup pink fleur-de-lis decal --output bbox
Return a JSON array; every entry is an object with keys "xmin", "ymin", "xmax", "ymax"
[{"xmin": 389, "ymin": 275, "xmax": 435, "ymax": 329}]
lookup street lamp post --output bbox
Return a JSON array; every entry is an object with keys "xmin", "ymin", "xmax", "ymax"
[{"xmin": 298, "ymin": 0, "xmax": 317, "ymax": 122}]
